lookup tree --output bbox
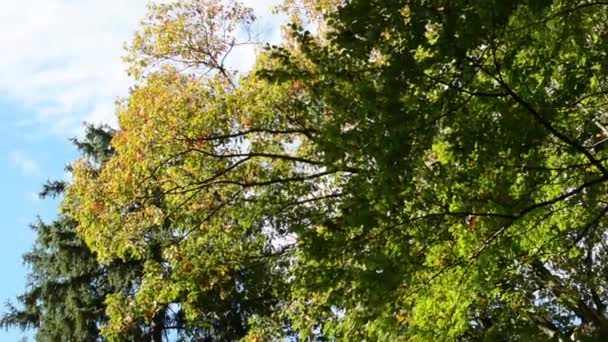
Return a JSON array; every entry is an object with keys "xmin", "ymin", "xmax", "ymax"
[
  {"xmin": 65, "ymin": 2, "xmax": 284, "ymax": 339},
  {"xmin": 0, "ymin": 125, "xmax": 141, "ymax": 341},
  {"xmin": 65, "ymin": 67, "xmax": 293, "ymax": 342},
  {"xmin": 2, "ymin": 125, "xmax": 194, "ymax": 341},
  {"xmin": 259, "ymin": 0, "xmax": 608, "ymax": 340},
  {"xmin": 62, "ymin": 0, "xmax": 608, "ymax": 341}
]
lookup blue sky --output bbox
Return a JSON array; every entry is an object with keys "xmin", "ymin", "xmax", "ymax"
[{"xmin": 0, "ymin": 1, "xmax": 282, "ymax": 339}]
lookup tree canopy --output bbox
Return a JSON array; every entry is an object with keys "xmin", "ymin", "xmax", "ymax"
[{"xmin": 8, "ymin": 0, "xmax": 608, "ymax": 341}]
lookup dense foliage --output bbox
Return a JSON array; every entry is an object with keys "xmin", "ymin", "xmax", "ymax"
[{"xmin": 8, "ymin": 0, "xmax": 608, "ymax": 340}]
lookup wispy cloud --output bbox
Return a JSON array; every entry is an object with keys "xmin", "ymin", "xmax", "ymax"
[
  {"xmin": 0, "ymin": 0, "xmax": 284, "ymax": 138},
  {"xmin": 9, "ymin": 150, "xmax": 40, "ymax": 177},
  {"xmin": 0, "ymin": 0, "xmax": 150, "ymax": 136}
]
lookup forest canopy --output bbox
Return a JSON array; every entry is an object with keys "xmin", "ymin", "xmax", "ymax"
[{"xmin": 6, "ymin": 0, "xmax": 608, "ymax": 341}]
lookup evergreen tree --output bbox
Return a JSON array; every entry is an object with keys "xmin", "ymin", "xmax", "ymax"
[{"xmin": 1, "ymin": 125, "xmax": 175, "ymax": 341}]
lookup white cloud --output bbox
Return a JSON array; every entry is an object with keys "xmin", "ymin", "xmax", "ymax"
[
  {"xmin": 0, "ymin": 0, "xmax": 283, "ymax": 138},
  {"xmin": 0, "ymin": 0, "xmax": 148, "ymax": 136},
  {"xmin": 9, "ymin": 150, "xmax": 41, "ymax": 177}
]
